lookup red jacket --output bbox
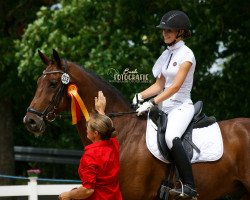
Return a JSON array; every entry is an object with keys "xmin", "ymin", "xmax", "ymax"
[{"xmin": 78, "ymin": 138, "xmax": 122, "ymax": 200}]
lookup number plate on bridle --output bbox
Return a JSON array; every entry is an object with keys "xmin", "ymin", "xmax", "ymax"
[{"xmin": 61, "ymin": 73, "xmax": 70, "ymax": 84}]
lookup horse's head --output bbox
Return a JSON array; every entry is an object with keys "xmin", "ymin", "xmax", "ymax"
[
  {"xmin": 24, "ymin": 48, "xmax": 132, "ymax": 139},
  {"xmin": 23, "ymin": 49, "xmax": 70, "ymax": 135}
]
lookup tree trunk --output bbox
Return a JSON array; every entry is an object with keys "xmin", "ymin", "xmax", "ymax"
[{"xmin": 0, "ymin": 100, "xmax": 15, "ymax": 185}]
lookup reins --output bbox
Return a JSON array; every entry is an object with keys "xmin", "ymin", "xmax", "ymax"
[
  {"xmin": 57, "ymin": 110, "xmax": 138, "ymax": 120},
  {"xmin": 107, "ymin": 111, "xmax": 137, "ymax": 118}
]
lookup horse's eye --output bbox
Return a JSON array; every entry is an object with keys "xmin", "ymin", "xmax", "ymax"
[{"xmin": 49, "ymin": 80, "xmax": 58, "ymax": 88}]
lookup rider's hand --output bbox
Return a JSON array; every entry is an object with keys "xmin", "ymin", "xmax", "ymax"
[
  {"xmin": 136, "ymin": 100, "xmax": 154, "ymax": 116},
  {"xmin": 132, "ymin": 93, "xmax": 144, "ymax": 106}
]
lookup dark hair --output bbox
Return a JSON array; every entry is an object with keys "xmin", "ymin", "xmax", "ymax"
[{"xmin": 183, "ymin": 29, "xmax": 191, "ymax": 39}]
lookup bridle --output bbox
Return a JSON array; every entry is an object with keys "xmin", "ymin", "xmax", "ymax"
[{"xmin": 27, "ymin": 60, "xmax": 70, "ymax": 122}]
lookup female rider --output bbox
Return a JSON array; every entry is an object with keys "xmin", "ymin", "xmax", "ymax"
[{"xmin": 133, "ymin": 10, "xmax": 197, "ymax": 199}]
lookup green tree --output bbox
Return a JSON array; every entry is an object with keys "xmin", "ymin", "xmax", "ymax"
[
  {"xmin": 0, "ymin": 0, "xmax": 59, "ymax": 185},
  {"xmin": 15, "ymin": 0, "xmax": 159, "ymax": 98},
  {"xmin": 188, "ymin": 0, "xmax": 250, "ymax": 120}
]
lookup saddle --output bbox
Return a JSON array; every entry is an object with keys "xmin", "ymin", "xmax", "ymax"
[{"xmin": 149, "ymin": 101, "xmax": 216, "ymax": 161}]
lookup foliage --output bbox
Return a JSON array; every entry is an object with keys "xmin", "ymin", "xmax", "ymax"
[
  {"xmin": 15, "ymin": 0, "xmax": 158, "ymax": 100},
  {"xmin": 189, "ymin": 0, "xmax": 250, "ymax": 120},
  {"xmin": 0, "ymin": 0, "xmax": 84, "ymax": 180}
]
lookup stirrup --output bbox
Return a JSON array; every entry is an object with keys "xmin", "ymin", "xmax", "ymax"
[
  {"xmin": 170, "ymin": 180, "xmax": 198, "ymax": 199},
  {"xmin": 159, "ymin": 184, "xmax": 171, "ymax": 199}
]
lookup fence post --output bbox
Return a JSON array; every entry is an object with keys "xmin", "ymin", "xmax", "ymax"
[{"xmin": 28, "ymin": 177, "xmax": 38, "ymax": 200}]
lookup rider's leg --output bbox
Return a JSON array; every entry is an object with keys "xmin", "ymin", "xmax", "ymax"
[
  {"xmin": 165, "ymin": 100, "xmax": 194, "ymax": 149},
  {"xmin": 169, "ymin": 137, "xmax": 197, "ymax": 198},
  {"xmin": 164, "ymin": 100, "xmax": 197, "ymax": 198}
]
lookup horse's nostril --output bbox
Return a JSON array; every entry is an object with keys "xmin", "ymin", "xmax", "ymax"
[
  {"xmin": 24, "ymin": 115, "xmax": 39, "ymax": 129},
  {"xmin": 24, "ymin": 114, "xmax": 46, "ymax": 134},
  {"xmin": 28, "ymin": 118, "xmax": 36, "ymax": 125}
]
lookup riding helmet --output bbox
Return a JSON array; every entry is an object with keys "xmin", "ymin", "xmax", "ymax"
[{"xmin": 156, "ymin": 10, "xmax": 190, "ymax": 30}]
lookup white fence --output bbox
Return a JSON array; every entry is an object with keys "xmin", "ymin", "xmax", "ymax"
[{"xmin": 0, "ymin": 177, "xmax": 80, "ymax": 200}]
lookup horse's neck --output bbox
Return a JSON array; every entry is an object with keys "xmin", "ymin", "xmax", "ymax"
[
  {"xmin": 69, "ymin": 62, "xmax": 131, "ymax": 113},
  {"xmin": 76, "ymin": 119, "xmax": 92, "ymax": 146},
  {"xmin": 69, "ymin": 62, "xmax": 135, "ymax": 144}
]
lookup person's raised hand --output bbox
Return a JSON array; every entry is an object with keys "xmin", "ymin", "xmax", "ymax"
[{"xmin": 95, "ymin": 91, "xmax": 106, "ymax": 115}]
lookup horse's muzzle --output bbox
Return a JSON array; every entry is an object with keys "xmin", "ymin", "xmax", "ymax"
[{"xmin": 23, "ymin": 113, "xmax": 46, "ymax": 136}]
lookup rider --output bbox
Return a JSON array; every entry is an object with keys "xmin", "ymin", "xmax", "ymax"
[{"xmin": 132, "ymin": 10, "xmax": 197, "ymax": 198}]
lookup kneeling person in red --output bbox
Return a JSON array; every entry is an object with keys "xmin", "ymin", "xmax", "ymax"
[{"xmin": 59, "ymin": 92, "xmax": 122, "ymax": 200}]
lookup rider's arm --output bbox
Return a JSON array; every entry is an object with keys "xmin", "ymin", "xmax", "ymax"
[
  {"xmin": 140, "ymin": 75, "xmax": 165, "ymax": 99},
  {"xmin": 154, "ymin": 61, "xmax": 192, "ymax": 104}
]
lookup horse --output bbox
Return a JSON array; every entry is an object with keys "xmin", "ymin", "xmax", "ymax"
[{"xmin": 23, "ymin": 49, "xmax": 250, "ymax": 200}]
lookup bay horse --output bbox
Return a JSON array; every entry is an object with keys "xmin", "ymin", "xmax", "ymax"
[{"xmin": 23, "ymin": 49, "xmax": 250, "ymax": 200}]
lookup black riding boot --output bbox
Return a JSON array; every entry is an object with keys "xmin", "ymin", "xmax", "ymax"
[{"xmin": 169, "ymin": 137, "xmax": 197, "ymax": 199}]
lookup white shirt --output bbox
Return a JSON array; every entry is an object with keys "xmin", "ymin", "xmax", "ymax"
[{"xmin": 152, "ymin": 41, "xmax": 196, "ymax": 112}]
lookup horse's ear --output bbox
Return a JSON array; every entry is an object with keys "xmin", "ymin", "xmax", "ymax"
[
  {"xmin": 38, "ymin": 50, "xmax": 50, "ymax": 65},
  {"xmin": 52, "ymin": 49, "xmax": 62, "ymax": 68}
]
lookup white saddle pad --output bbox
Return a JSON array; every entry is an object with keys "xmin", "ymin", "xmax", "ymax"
[{"xmin": 146, "ymin": 117, "xmax": 224, "ymax": 164}]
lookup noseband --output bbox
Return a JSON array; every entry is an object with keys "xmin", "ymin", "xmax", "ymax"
[{"xmin": 27, "ymin": 60, "xmax": 70, "ymax": 122}]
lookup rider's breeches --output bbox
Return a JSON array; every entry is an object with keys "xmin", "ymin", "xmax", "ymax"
[{"xmin": 164, "ymin": 99, "xmax": 194, "ymax": 149}]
